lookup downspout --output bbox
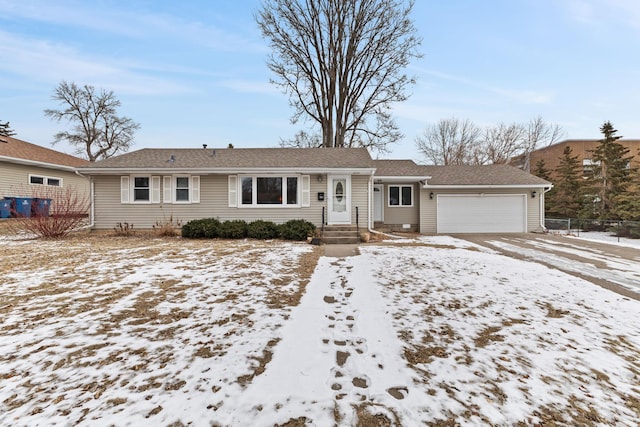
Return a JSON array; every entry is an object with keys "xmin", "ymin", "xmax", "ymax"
[
  {"xmin": 540, "ymin": 186, "xmax": 553, "ymax": 231},
  {"xmin": 75, "ymin": 170, "xmax": 95, "ymax": 229}
]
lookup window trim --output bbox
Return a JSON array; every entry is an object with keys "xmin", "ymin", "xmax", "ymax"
[
  {"xmin": 29, "ymin": 174, "xmax": 63, "ymax": 187},
  {"xmin": 174, "ymin": 175, "xmax": 191, "ymax": 203},
  {"xmin": 131, "ymin": 175, "xmax": 152, "ymax": 204},
  {"xmin": 388, "ymin": 184, "xmax": 414, "ymax": 207},
  {"xmin": 238, "ymin": 174, "xmax": 301, "ymax": 208}
]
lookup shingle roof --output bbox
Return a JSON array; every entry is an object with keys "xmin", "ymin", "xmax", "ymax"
[
  {"xmin": 422, "ymin": 164, "xmax": 551, "ymax": 186},
  {"xmin": 0, "ymin": 136, "xmax": 89, "ymax": 168},
  {"xmin": 372, "ymin": 160, "xmax": 428, "ymax": 177},
  {"xmin": 80, "ymin": 147, "xmax": 374, "ymax": 170},
  {"xmin": 374, "ymin": 160, "xmax": 550, "ymax": 186}
]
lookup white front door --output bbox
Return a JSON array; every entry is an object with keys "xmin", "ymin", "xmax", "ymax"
[
  {"xmin": 327, "ymin": 175, "xmax": 351, "ymax": 224},
  {"xmin": 373, "ymin": 184, "xmax": 383, "ymax": 222}
]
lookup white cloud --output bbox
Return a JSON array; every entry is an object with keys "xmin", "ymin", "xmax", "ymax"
[
  {"xmin": 0, "ymin": 0, "xmax": 266, "ymax": 53},
  {"xmin": 419, "ymin": 68, "xmax": 552, "ymax": 105},
  {"xmin": 218, "ymin": 79, "xmax": 279, "ymax": 95},
  {"xmin": 0, "ymin": 30, "xmax": 195, "ymax": 95}
]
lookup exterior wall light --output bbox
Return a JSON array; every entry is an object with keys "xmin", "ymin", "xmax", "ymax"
[
  {"xmin": 429, "ymin": 192, "xmax": 434, "ymax": 200},
  {"xmin": 531, "ymin": 190, "xmax": 537, "ymax": 198}
]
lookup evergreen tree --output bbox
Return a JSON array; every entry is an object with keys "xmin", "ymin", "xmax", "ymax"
[
  {"xmin": 0, "ymin": 120, "xmax": 16, "ymax": 137},
  {"xmin": 612, "ymin": 164, "xmax": 640, "ymax": 220},
  {"xmin": 548, "ymin": 146, "xmax": 583, "ymax": 218},
  {"xmin": 533, "ymin": 159, "xmax": 552, "ymax": 181},
  {"xmin": 587, "ymin": 121, "xmax": 633, "ymax": 219}
]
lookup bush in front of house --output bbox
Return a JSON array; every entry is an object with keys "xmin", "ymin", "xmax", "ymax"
[
  {"xmin": 279, "ymin": 219, "xmax": 316, "ymax": 241},
  {"xmin": 181, "ymin": 218, "xmax": 221, "ymax": 238},
  {"xmin": 219, "ymin": 219, "xmax": 248, "ymax": 239},
  {"xmin": 247, "ymin": 220, "xmax": 281, "ymax": 239}
]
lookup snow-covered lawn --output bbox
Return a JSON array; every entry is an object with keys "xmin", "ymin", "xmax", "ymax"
[{"xmin": 1, "ymin": 234, "xmax": 639, "ymax": 426}]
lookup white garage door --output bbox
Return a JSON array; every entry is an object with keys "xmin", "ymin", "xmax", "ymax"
[{"xmin": 437, "ymin": 194, "xmax": 526, "ymax": 233}]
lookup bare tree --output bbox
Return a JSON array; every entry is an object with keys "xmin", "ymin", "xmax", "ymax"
[
  {"xmin": 44, "ymin": 81, "xmax": 140, "ymax": 161},
  {"xmin": 257, "ymin": 0, "xmax": 422, "ymax": 153},
  {"xmin": 481, "ymin": 122, "xmax": 526, "ymax": 164},
  {"xmin": 415, "ymin": 118, "xmax": 481, "ymax": 165},
  {"xmin": 416, "ymin": 116, "xmax": 565, "ymax": 165},
  {"xmin": 0, "ymin": 120, "xmax": 16, "ymax": 137},
  {"xmin": 524, "ymin": 115, "xmax": 565, "ymax": 149},
  {"xmin": 279, "ymin": 130, "xmax": 323, "ymax": 148}
]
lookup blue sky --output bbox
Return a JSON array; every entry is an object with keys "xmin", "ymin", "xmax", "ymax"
[{"xmin": 1, "ymin": 0, "xmax": 639, "ymax": 161}]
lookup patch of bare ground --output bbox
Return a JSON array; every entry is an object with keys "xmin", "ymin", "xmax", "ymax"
[
  {"xmin": 473, "ymin": 325, "xmax": 505, "ymax": 348},
  {"xmin": 236, "ymin": 338, "xmax": 280, "ymax": 386},
  {"xmin": 352, "ymin": 402, "xmax": 401, "ymax": 427},
  {"xmin": 276, "ymin": 416, "xmax": 309, "ymax": 426}
]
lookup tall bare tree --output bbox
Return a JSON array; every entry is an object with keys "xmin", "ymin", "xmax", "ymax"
[
  {"xmin": 257, "ymin": 0, "xmax": 421, "ymax": 152},
  {"xmin": 45, "ymin": 81, "xmax": 140, "ymax": 161},
  {"xmin": 415, "ymin": 118, "xmax": 481, "ymax": 165},
  {"xmin": 0, "ymin": 120, "xmax": 16, "ymax": 137}
]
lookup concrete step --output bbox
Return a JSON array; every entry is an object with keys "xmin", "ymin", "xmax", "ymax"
[
  {"xmin": 321, "ymin": 225, "xmax": 360, "ymax": 244},
  {"xmin": 322, "ymin": 235, "xmax": 361, "ymax": 245}
]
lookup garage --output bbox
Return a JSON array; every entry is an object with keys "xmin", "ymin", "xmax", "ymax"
[{"xmin": 437, "ymin": 194, "xmax": 527, "ymax": 233}]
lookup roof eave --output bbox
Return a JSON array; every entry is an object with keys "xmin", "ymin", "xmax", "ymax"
[
  {"xmin": 76, "ymin": 167, "xmax": 377, "ymax": 175},
  {"xmin": 423, "ymin": 184, "xmax": 551, "ymax": 189},
  {"xmin": 374, "ymin": 175, "xmax": 431, "ymax": 182},
  {"xmin": 0, "ymin": 155, "xmax": 80, "ymax": 171}
]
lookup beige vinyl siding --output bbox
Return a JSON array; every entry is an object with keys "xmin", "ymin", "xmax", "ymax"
[
  {"xmin": 419, "ymin": 187, "xmax": 545, "ymax": 234},
  {"xmin": 383, "ymin": 183, "xmax": 419, "ymax": 227},
  {"xmin": 349, "ymin": 175, "xmax": 370, "ymax": 227},
  {"xmin": 1, "ymin": 161, "xmax": 90, "ymax": 212},
  {"xmin": 93, "ymin": 174, "xmax": 349, "ymax": 229}
]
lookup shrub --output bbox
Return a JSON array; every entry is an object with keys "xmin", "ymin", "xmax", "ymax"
[
  {"xmin": 114, "ymin": 222, "xmax": 135, "ymax": 236},
  {"xmin": 247, "ymin": 220, "xmax": 280, "ymax": 239},
  {"xmin": 279, "ymin": 219, "xmax": 316, "ymax": 241},
  {"xmin": 7, "ymin": 184, "xmax": 89, "ymax": 238},
  {"xmin": 152, "ymin": 213, "xmax": 182, "ymax": 237},
  {"xmin": 611, "ymin": 222, "xmax": 640, "ymax": 239},
  {"xmin": 181, "ymin": 218, "xmax": 221, "ymax": 238},
  {"xmin": 219, "ymin": 219, "xmax": 248, "ymax": 239}
]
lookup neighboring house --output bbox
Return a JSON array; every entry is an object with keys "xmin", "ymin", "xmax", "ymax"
[
  {"xmin": 77, "ymin": 146, "xmax": 551, "ymax": 234},
  {"xmin": 0, "ymin": 135, "xmax": 90, "ymax": 210},
  {"xmin": 512, "ymin": 139, "xmax": 640, "ymax": 178}
]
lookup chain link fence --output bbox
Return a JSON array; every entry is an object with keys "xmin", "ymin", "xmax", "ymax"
[{"xmin": 545, "ymin": 218, "xmax": 640, "ymax": 239}]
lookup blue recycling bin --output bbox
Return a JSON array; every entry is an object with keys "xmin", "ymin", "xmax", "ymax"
[
  {"xmin": 13, "ymin": 197, "xmax": 33, "ymax": 218},
  {"xmin": 0, "ymin": 199, "xmax": 10, "ymax": 219},
  {"xmin": 32, "ymin": 198, "xmax": 52, "ymax": 217}
]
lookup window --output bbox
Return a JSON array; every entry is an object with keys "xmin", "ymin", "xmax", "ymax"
[
  {"xmin": 175, "ymin": 177, "xmax": 189, "ymax": 202},
  {"xmin": 133, "ymin": 177, "xmax": 150, "ymax": 201},
  {"xmin": 583, "ymin": 159, "xmax": 599, "ymax": 177},
  {"xmin": 240, "ymin": 175, "xmax": 299, "ymax": 206},
  {"xmin": 388, "ymin": 185, "xmax": 413, "ymax": 207},
  {"xmin": 29, "ymin": 174, "xmax": 62, "ymax": 187}
]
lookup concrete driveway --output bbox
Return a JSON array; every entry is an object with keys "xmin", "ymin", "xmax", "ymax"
[{"xmin": 457, "ymin": 233, "xmax": 640, "ymax": 301}]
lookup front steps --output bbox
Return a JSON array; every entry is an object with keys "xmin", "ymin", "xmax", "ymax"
[{"xmin": 321, "ymin": 225, "xmax": 361, "ymax": 244}]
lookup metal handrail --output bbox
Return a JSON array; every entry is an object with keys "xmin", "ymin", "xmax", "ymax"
[
  {"xmin": 355, "ymin": 206, "xmax": 359, "ymax": 231},
  {"xmin": 321, "ymin": 206, "xmax": 325, "ymax": 238}
]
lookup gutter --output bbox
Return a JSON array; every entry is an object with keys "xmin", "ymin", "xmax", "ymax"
[
  {"xmin": 76, "ymin": 167, "xmax": 378, "ymax": 175},
  {"xmin": 75, "ymin": 170, "xmax": 95, "ymax": 230},
  {"xmin": 541, "ymin": 186, "xmax": 554, "ymax": 230},
  {"xmin": 1, "ymin": 155, "xmax": 82, "ymax": 172}
]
